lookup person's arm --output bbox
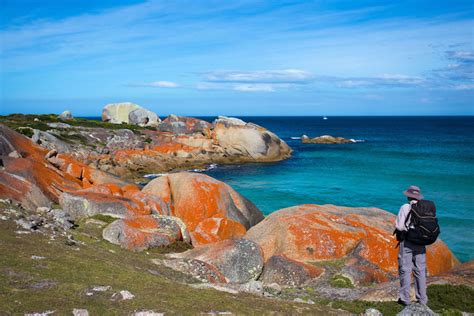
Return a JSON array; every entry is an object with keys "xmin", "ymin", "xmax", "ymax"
[{"xmin": 395, "ymin": 204, "xmax": 410, "ymax": 231}]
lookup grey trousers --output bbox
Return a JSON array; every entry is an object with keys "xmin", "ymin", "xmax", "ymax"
[{"xmin": 398, "ymin": 240, "xmax": 428, "ymax": 304}]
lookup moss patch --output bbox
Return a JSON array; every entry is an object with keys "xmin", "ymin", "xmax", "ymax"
[
  {"xmin": 427, "ymin": 284, "xmax": 474, "ymax": 313},
  {"xmin": 311, "ymin": 258, "xmax": 346, "ymax": 270},
  {"xmin": 88, "ymin": 214, "xmax": 117, "ymax": 225},
  {"xmin": 329, "ymin": 274, "xmax": 354, "ymax": 288}
]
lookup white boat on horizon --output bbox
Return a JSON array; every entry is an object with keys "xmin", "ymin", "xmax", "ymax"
[{"xmin": 323, "ymin": 116, "xmax": 328, "ymax": 120}]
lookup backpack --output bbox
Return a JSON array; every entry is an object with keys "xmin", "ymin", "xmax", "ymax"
[{"xmin": 404, "ymin": 200, "xmax": 440, "ymax": 245}]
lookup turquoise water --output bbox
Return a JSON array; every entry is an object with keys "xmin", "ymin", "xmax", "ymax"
[{"xmin": 198, "ymin": 117, "xmax": 474, "ymax": 262}]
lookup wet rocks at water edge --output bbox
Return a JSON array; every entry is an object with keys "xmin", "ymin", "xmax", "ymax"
[{"xmin": 301, "ymin": 134, "xmax": 358, "ymax": 144}]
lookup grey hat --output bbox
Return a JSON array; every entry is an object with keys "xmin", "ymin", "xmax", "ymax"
[{"xmin": 403, "ymin": 185, "xmax": 424, "ymax": 200}]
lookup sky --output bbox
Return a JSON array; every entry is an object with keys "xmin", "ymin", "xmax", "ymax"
[{"xmin": 0, "ymin": 0, "xmax": 473, "ymax": 116}]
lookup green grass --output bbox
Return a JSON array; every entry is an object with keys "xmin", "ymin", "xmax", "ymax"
[
  {"xmin": 0, "ymin": 114, "xmax": 148, "ymax": 135},
  {"xmin": 87, "ymin": 214, "xmax": 117, "ymax": 225},
  {"xmin": 427, "ymin": 284, "xmax": 474, "ymax": 313},
  {"xmin": 0, "ymin": 216, "xmax": 336, "ymax": 315},
  {"xmin": 1, "ymin": 203, "xmax": 472, "ymax": 315}
]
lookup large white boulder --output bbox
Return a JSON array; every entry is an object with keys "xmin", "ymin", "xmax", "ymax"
[
  {"xmin": 212, "ymin": 117, "xmax": 291, "ymax": 161},
  {"xmin": 128, "ymin": 108, "xmax": 160, "ymax": 127},
  {"xmin": 102, "ymin": 102, "xmax": 141, "ymax": 124}
]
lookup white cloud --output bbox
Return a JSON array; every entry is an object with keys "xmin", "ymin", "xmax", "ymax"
[
  {"xmin": 454, "ymin": 84, "xmax": 474, "ymax": 90},
  {"xmin": 146, "ymin": 81, "xmax": 179, "ymax": 88},
  {"xmin": 336, "ymin": 74, "xmax": 426, "ymax": 88},
  {"xmin": 233, "ymin": 84, "xmax": 276, "ymax": 92},
  {"xmin": 129, "ymin": 81, "xmax": 179, "ymax": 88},
  {"xmin": 206, "ymin": 69, "xmax": 313, "ymax": 83}
]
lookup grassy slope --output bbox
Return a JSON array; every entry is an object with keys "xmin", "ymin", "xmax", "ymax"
[{"xmin": 0, "ymin": 217, "xmax": 341, "ymax": 315}]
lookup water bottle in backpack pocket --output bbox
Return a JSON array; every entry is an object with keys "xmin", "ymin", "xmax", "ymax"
[{"xmin": 405, "ymin": 200, "xmax": 440, "ymax": 245}]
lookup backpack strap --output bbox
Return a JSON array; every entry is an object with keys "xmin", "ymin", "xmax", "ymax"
[{"xmin": 404, "ymin": 204, "xmax": 413, "ymax": 229}]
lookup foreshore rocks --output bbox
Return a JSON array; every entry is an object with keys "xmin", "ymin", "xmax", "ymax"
[
  {"xmin": 158, "ymin": 115, "xmax": 211, "ymax": 135},
  {"xmin": 102, "ymin": 102, "xmax": 160, "ymax": 126},
  {"xmin": 245, "ymin": 204, "xmax": 459, "ymax": 286},
  {"xmin": 2, "ymin": 113, "xmax": 291, "ymax": 180},
  {"xmin": 302, "ymin": 135, "xmax": 355, "ymax": 144},
  {"xmin": 212, "ymin": 116, "xmax": 291, "ymax": 161},
  {"xmin": 0, "ymin": 120, "xmax": 470, "ymax": 307},
  {"xmin": 165, "ymin": 238, "xmax": 264, "ymax": 283},
  {"xmin": 103, "ymin": 215, "xmax": 186, "ymax": 252},
  {"xmin": 259, "ymin": 254, "xmax": 324, "ymax": 286},
  {"xmin": 142, "ymin": 172, "xmax": 264, "ymax": 245}
]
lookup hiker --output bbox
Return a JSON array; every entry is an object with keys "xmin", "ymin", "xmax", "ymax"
[{"xmin": 394, "ymin": 185, "xmax": 440, "ymax": 306}]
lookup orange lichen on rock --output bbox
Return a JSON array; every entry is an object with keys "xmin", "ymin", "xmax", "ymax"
[
  {"xmin": 103, "ymin": 215, "xmax": 183, "ymax": 252},
  {"xmin": 426, "ymin": 239, "xmax": 461, "ymax": 276},
  {"xmin": 191, "ymin": 217, "xmax": 247, "ymax": 245},
  {"xmin": 245, "ymin": 204, "xmax": 459, "ymax": 283},
  {"xmin": 142, "ymin": 172, "xmax": 264, "ymax": 246}
]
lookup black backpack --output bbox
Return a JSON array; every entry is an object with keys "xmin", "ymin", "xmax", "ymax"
[{"xmin": 404, "ymin": 200, "xmax": 440, "ymax": 245}]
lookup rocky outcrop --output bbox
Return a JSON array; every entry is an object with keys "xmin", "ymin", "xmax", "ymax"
[
  {"xmin": 0, "ymin": 125, "xmax": 134, "ymax": 211},
  {"xmin": 103, "ymin": 215, "xmax": 186, "ymax": 251},
  {"xmin": 102, "ymin": 102, "xmax": 149, "ymax": 124},
  {"xmin": 143, "ymin": 172, "xmax": 263, "ymax": 245},
  {"xmin": 429, "ymin": 260, "xmax": 474, "ymax": 287},
  {"xmin": 2, "ymin": 114, "xmax": 292, "ymax": 180},
  {"xmin": 212, "ymin": 116, "xmax": 291, "ymax": 161},
  {"xmin": 143, "ymin": 172, "xmax": 264, "ymax": 245},
  {"xmin": 301, "ymin": 135, "xmax": 355, "ymax": 144},
  {"xmin": 0, "ymin": 125, "xmax": 83, "ymax": 209},
  {"xmin": 129, "ymin": 108, "xmax": 160, "ymax": 127},
  {"xmin": 158, "ymin": 115, "xmax": 211, "ymax": 135},
  {"xmin": 166, "ymin": 238, "xmax": 264, "ymax": 283},
  {"xmin": 259, "ymin": 254, "xmax": 324, "ymax": 286},
  {"xmin": 58, "ymin": 110, "xmax": 73, "ymax": 120},
  {"xmin": 245, "ymin": 204, "xmax": 459, "ymax": 285},
  {"xmin": 397, "ymin": 303, "xmax": 437, "ymax": 316}
]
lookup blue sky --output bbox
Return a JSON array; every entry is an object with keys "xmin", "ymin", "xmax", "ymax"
[{"xmin": 0, "ymin": 0, "xmax": 473, "ymax": 116}]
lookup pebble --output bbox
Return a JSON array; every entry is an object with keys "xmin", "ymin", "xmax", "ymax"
[
  {"xmin": 111, "ymin": 290, "xmax": 135, "ymax": 300},
  {"xmin": 72, "ymin": 309, "xmax": 89, "ymax": 316},
  {"xmin": 24, "ymin": 311, "xmax": 55, "ymax": 316},
  {"xmin": 92, "ymin": 285, "xmax": 111, "ymax": 292},
  {"xmin": 119, "ymin": 290, "xmax": 135, "ymax": 300},
  {"xmin": 132, "ymin": 311, "xmax": 164, "ymax": 316},
  {"xmin": 293, "ymin": 297, "xmax": 315, "ymax": 304},
  {"xmin": 364, "ymin": 308, "xmax": 383, "ymax": 316}
]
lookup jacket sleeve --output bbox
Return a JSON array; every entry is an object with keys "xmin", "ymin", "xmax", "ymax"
[{"xmin": 395, "ymin": 204, "xmax": 410, "ymax": 231}]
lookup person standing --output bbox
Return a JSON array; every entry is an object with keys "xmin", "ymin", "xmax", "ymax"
[{"xmin": 395, "ymin": 185, "xmax": 428, "ymax": 306}]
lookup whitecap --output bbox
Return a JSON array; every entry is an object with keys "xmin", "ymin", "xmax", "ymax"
[{"xmin": 144, "ymin": 173, "xmax": 168, "ymax": 178}]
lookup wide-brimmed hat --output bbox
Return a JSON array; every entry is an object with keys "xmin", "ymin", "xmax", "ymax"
[{"xmin": 403, "ymin": 185, "xmax": 424, "ymax": 200}]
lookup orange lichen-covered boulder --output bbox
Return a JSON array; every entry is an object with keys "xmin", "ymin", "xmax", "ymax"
[
  {"xmin": 245, "ymin": 204, "xmax": 459, "ymax": 284},
  {"xmin": 167, "ymin": 238, "xmax": 264, "ymax": 283},
  {"xmin": 102, "ymin": 215, "xmax": 186, "ymax": 252},
  {"xmin": 0, "ymin": 125, "xmax": 83, "ymax": 208},
  {"xmin": 142, "ymin": 172, "xmax": 264, "ymax": 245},
  {"xmin": 59, "ymin": 188, "xmax": 149, "ymax": 219}
]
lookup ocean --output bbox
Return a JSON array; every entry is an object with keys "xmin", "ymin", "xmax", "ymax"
[
  {"xmin": 199, "ymin": 116, "xmax": 473, "ymax": 263},
  {"xmin": 87, "ymin": 116, "xmax": 474, "ymax": 262}
]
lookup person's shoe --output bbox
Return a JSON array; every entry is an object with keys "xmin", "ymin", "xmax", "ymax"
[{"xmin": 397, "ymin": 298, "xmax": 409, "ymax": 306}]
